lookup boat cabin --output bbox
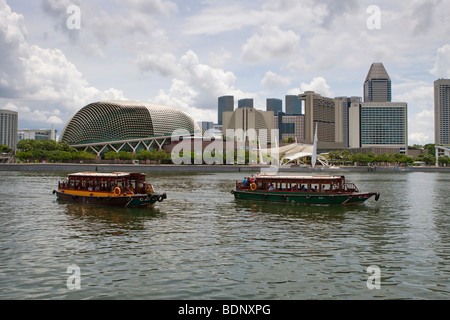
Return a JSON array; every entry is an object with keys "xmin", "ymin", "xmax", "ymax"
[
  {"xmin": 237, "ymin": 175, "xmax": 359, "ymax": 193},
  {"xmin": 58, "ymin": 172, "xmax": 150, "ymax": 194}
]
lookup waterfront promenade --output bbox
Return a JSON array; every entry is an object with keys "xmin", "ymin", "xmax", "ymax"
[{"xmin": 1, "ymin": 163, "xmax": 449, "ymax": 173}]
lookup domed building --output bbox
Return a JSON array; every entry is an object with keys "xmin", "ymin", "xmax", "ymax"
[{"xmin": 59, "ymin": 100, "xmax": 201, "ymax": 155}]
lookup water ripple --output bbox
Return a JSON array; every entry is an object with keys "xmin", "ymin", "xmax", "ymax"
[{"xmin": 0, "ymin": 171, "xmax": 449, "ymax": 299}]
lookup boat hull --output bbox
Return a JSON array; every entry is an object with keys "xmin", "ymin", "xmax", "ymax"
[
  {"xmin": 232, "ymin": 190, "xmax": 379, "ymax": 205},
  {"xmin": 54, "ymin": 190, "xmax": 166, "ymax": 208}
]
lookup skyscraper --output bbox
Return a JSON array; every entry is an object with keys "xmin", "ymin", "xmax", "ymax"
[
  {"xmin": 285, "ymin": 95, "xmax": 303, "ymax": 115},
  {"xmin": 0, "ymin": 109, "xmax": 18, "ymax": 151},
  {"xmin": 299, "ymin": 91, "xmax": 336, "ymax": 143},
  {"xmin": 364, "ymin": 62, "xmax": 392, "ymax": 103},
  {"xmin": 238, "ymin": 98, "xmax": 254, "ymax": 109},
  {"xmin": 360, "ymin": 102, "xmax": 408, "ymax": 152},
  {"xmin": 335, "ymin": 96, "xmax": 362, "ymax": 148},
  {"xmin": 218, "ymin": 95, "xmax": 234, "ymax": 125},
  {"xmin": 434, "ymin": 79, "xmax": 450, "ymax": 145},
  {"xmin": 359, "ymin": 63, "xmax": 407, "ymax": 154},
  {"xmin": 266, "ymin": 98, "xmax": 282, "ymax": 115}
]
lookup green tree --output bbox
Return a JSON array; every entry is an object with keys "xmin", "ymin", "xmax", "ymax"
[
  {"xmin": 104, "ymin": 151, "xmax": 120, "ymax": 160},
  {"xmin": 423, "ymin": 144, "xmax": 436, "ymax": 155},
  {"xmin": 118, "ymin": 151, "xmax": 133, "ymax": 160},
  {"xmin": 135, "ymin": 150, "xmax": 154, "ymax": 161},
  {"xmin": 0, "ymin": 144, "xmax": 13, "ymax": 153},
  {"xmin": 17, "ymin": 139, "xmax": 38, "ymax": 152},
  {"xmin": 439, "ymin": 156, "xmax": 450, "ymax": 166}
]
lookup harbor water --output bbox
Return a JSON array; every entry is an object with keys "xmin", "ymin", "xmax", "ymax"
[{"xmin": 0, "ymin": 170, "xmax": 449, "ymax": 299}]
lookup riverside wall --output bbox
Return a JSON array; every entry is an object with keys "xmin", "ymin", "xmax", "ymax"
[{"xmin": 1, "ymin": 163, "xmax": 450, "ymax": 173}]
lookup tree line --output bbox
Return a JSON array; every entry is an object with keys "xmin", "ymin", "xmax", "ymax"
[{"xmin": 11, "ymin": 139, "xmax": 450, "ymax": 166}]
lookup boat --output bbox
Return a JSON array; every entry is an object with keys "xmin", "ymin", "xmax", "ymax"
[
  {"xmin": 232, "ymin": 174, "xmax": 380, "ymax": 205},
  {"xmin": 53, "ymin": 172, "xmax": 167, "ymax": 208}
]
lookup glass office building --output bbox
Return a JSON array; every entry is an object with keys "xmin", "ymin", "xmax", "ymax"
[
  {"xmin": 361, "ymin": 102, "xmax": 408, "ymax": 152},
  {"xmin": 266, "ymin": 98, "xmax": 282, "ymax": 115},
  {"xmin": 434, "ymin": 79, "xmax": 450, "ymax": 145},
  {"xmin": 218, "ymin": 95, "xmax": 234, "ymax": 125}
]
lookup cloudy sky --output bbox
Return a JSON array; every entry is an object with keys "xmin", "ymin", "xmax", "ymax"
[{"xmin": 1, "ymin": 0, "xmax": 449, "ymax": 145}]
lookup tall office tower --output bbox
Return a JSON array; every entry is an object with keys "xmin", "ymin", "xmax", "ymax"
[
  {"xmin": 364, "ymin": 62, "xmax": 392, "ymax": 103},
  {"xmin": 238, "ymin": 98, "xmax": 254, "ymax": 109},
  {"xmin": 434, "ymin": 79, "xmax": 450, "ymax": 145},
  {"xmin": 266, "ymin": 98, "xmax": 282, "ymax": 115},
  {"xmin": 0, "ymin": 109, "xmax": 18, "ymax": 151},
  {"xmin": 285, "ymin": 95, "xmax": 303, "ymax": 114},
  {"xmin": 348, "ymin": 97, "xmax": 362, "ymax": 149},
  {"xmin": 361, "ymin": 102, "xmax": 408, "ymax": 153},
  {"xmin": 218, "ymin": 95, "xmax": 234, "ymax": 125},
  {"xmin": 299, "ymin": 91, "xmax": 336, "ymax": 143},
  {"xmin": 335, "ymin": 96, "xmax": 362, "ymax": 148}
]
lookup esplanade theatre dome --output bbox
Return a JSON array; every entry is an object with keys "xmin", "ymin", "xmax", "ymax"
[{"xmin": 60, "ymin": 100, "xmax": 201, "ymax": 145}]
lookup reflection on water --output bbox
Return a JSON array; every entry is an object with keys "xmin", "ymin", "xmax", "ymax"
[{"xmin": 0, "ymin": 170, "xmax": 449, "ymax": 299}]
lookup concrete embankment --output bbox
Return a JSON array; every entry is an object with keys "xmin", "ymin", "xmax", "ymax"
[{"xmin": 1, "ymin": 163, "xmax": 449, "ymax": 173}]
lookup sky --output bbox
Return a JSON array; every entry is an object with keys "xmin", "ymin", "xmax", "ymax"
[{"xmin": 1, "ymin": 0, "xmax": 450, "ymax": 145}]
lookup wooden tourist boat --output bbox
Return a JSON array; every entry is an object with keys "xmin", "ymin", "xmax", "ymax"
[
  {"xmin": 53, "ymin": 172, "xmax": 167, "ymax": 208},
  {"xmin": 232, "ymin": 174, "xmax": 380, "ymax": 205}
]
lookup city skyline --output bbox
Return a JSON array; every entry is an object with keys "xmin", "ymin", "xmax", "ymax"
[{"xmin": 1, "ymin": 1, "xmax": 450, "ymax": 146}]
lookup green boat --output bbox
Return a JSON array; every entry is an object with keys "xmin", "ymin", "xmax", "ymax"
[{"xmin": 232, "ymin": 174, "xmax": 380, "ymax": 205}]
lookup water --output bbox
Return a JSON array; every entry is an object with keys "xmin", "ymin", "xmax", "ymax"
[{"xmin": 0, "ymin": 170, "xmax": 449, "ymax": 300}]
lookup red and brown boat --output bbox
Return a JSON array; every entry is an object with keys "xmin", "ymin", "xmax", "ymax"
[{"xmin": 53, "ymin": 172, "xmax": 167, "ymax": 208}]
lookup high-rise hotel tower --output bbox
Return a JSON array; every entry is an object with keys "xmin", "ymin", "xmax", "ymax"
[
  {"xmin": 361, "ymin": 63, "xmax": 408, "ymax": 154},
  {"xmin": 0, "ymin": 109, "xmax": 18, "ymax": 152},
  {"xmin": 434, "ymin": 79, "xmax": 450, "ymax": 145},
  {"xmin": 364, "ymin": 62, "xmax": 392, "ymax": 103}
]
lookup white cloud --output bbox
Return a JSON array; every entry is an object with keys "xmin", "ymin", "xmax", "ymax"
[
  {"xmin": 431, "ymin": 44, "xmax": 450, "ymax": 78},
  {"xmin": 116, "ymin": 0, "xmax": 178, "ymax": 17},
  {"xmin": 261, "ymin": 71, "xmax": 291, "ymax": 89},
  {"xmin": 149, "ymin": 50, "xmax": 250, "ymax": 113},
  {"xmin": 182, "ymin": 3, "xmax": 260, "ymax": 36},
  {"xmin": 300, "ymin": 77, "xmax": 333, "ymax": 97},
  {"xmin": 0, "ymin": 1, "xmax": 124, "ymax": 129},
  {"xmin": 409, "ymin": 110, "xmax": 434, "ymax": 145},
  {"xmin": 136, "ymin": 52, "xmax": 178, "ymax": 77},
  {"xmin": 241, "ymin": 25, "xmax": 300, "ymax": 63},
  {"xmin": 394, "ymin": 82, "xmax": 434, "ymax": 146}
]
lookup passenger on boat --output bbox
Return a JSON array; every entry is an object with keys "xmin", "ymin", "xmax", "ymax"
[{"xmin": 268, "ymin": 184, "xmax": 275, "ymax": 191}]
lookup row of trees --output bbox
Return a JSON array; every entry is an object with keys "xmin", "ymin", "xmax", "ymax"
[
  {"xmin": 12, "ymin": 139, "xmax": 450, "ymax": 166},
  {"xmin": 103, "ymin": 150, "xmax": 172, "ymax": 163},
  {"xmin": 327, "ymin": 150, "xmax": 415, "ymax": 166},
  {"xmin": 327, "ymin": 147, "xmax": 450, "ymax": 166},
  {"xmin": 15, "ymin": 139, "xmax": 173, "ymax": 163},
  {"xmin": 16, "ymin": 139, "xmax": 97, "ymax": 162}
]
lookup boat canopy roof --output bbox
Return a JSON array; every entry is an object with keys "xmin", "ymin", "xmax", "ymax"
[
  {"xmin": 256, "ymin": 175, "xmax": 344, "ymax": 182},
  {"xmin": 68, "ymin": 172, "xmax": 145, "ymax": 179}
]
